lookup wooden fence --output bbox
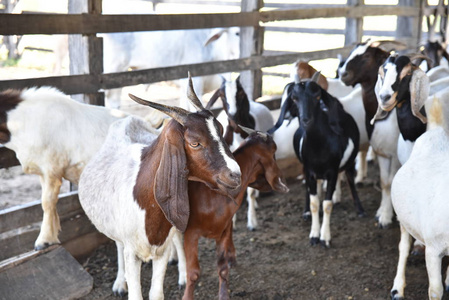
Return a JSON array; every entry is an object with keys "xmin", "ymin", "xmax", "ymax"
[{"xmin": 0, "ymin": 0, "xmax": 425, "ymax": 260}]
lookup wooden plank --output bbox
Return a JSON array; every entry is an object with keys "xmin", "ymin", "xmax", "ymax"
[
  {"xmin": 0, "ymin": 210, "xmax": 97, "ymax": 260},
  {"xmin": 345, "ymin": 0, "xmax": 364, "ymax": 46},
  {"xmin": 0, "ymin": 46, "xmax": 355, "ymax": 94},
  {"xmin": 0, "ymin": 12, "xmax": 259, "ymax": 35},
  {"xmin": 260, "ymin": 6, "xmax": 420, "ymax": 23},
  {"xmin": 0, "ymin": 246, "xmax": 93, "ymax": 300},
  {"xmin": 0, "ymin": 146, "xmax": 20, "ymax": 169},
  {"xmin": 0, "ymin": 192, "xmax": 81, "ymax": 234}
]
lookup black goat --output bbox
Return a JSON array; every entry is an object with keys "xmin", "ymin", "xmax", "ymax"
[{"xmin": 291, "ymin": 75, "xmax": 365, "ymax": 247}]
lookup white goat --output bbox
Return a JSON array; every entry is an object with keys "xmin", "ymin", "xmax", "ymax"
[
  {"xmin": 212, "ymin": 76, "xmax": 274, "ymax": 230},
  {"xmin": 78, "ymin": 78, "xmax": 242, "ymax": 300},
  {"xmin": 390, "ymin": 94, "xmax": 449, "ymax": 300},
  {"xmin": 102, "ymin": 27, "xmax": 240, "ymax": 109},
  {"xmin": 0, "ymin": 87, "xmax": 127, "ymax": 250}
]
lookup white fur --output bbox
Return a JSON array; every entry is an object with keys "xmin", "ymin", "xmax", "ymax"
[
  {"xmin": 391, "ymin": 102, "xmax": 449, "ymax": 299},
  {"xmin": 102, "ymin": 27, "xmax": 240, "ymax": 108},
  {"xmin": 339, "ymin": 139, "xmax": 354, "ymax": 168},
  {"xmin": 4, "ymin": 87, "xmax": 127, "ymax": 249},
  {"xmin": 79, "ymin": 116, "xmax": 173, "ymax": 300},
  {"xmin": 206, "ymin": 117, "xmax": 241, "ymax": 174},
  {"xmin": 339, "ymin": 43, "xmax": 370, "ymax": 76}
]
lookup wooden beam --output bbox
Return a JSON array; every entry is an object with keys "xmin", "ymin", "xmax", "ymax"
[
  {"xmin": 0, "ymin": 192, "xmax": 81, "ymax": 234},
  {"xmin": 0, "ymin": 46, "xmax": 354, "ymax": 94},
  {"xmin": 260, "ymin": 6, "xmax": 420, "ymax": 23},
  {"xmin": 345, "ymin": 0, "xmax": 364, "ymax": 46},
  {"xmin": 0, "ymin": 12, "xmax": 259, "ymax": 35}
]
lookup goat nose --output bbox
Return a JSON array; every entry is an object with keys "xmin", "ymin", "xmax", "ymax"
[
  {"xmin": 381, "ymin": 94, "xmax": 391, "ymax": 102},
  {"xmin": 229, "ymin": 171, "xmax": 241, "ymax": 184}
]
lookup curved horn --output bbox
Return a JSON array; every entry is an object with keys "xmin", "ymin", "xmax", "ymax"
[
  {"xmin": 369, "ymin": 40, "xmax": 408, "ymax": 52},
  {"xmin": 205, "ymin": 88, "xmax": 222, "ymax": 110},
  {"xmin": 186, "ymin": 72, "xmax": 206, "ymax": 111},
  {"xmin": 238, "ymin": 124, "xmax": 256, "ymax": 135},
  {"xmin": 311, "ymin": 71, "xmax": 321, "ymax": 83},
  {"xmin": 407, "ymin": 52, "xmax": 433, "ymax": 68},
  {"xmin": 129, "ymin": 94, "xmax": 189, "ymax": 125},
  {"xmin": 294, "ymin": 74, "xmax": 300, "ymax": 84}
]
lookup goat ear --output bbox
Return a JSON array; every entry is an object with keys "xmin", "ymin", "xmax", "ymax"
[
  {"xmin": 204, "ymin": 29, "xmax": 226, "ymax": 47},
  {"xmin": 154, "ymin": 137, "xmax": 190, "ymax": 232},
  {"xmin": 410, "ymin": 67, "xmax": 430, "ymax": 123}
]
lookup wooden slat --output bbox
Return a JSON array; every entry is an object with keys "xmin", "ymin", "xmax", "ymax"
[
  {"xmin": 0, "ymin": 211, "xmax": 97, "ymax": 260},
  {"xmin": 0, "ymin": 5, "xmax": 420, "ymax": 36},
  {"xmin": 0, "ymin": 12, "xmax": 259, "ymax": 35},
  {"xmin": 0, "ymin": 46, "xmax": 354, "ymax": 94},
  {"xmin": 0, "ymin": 192, "xmax": 80, "ymax": 234},
  {"xmin": 0, "ymin": 246, "xmax": 93, "ymax": 300},
  {"xmin": 260, "ymin": 6, "xmax": 419, "ymax": 23},
  {"xmin": 0, "ymin": 146, "xmax": 19, "ymax": 169}
]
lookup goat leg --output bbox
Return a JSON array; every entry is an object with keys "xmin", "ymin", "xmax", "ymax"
[
  {"xmin": 344, "ymin": 163, "xmax": 366, "ymax": 217},
  {"xmin": 182, "ymin": 232, "xmax": 200, "ymax": 300},
  {"xmin": 216, "ymin": 224, "xmax": 235, "ymax": 300}
]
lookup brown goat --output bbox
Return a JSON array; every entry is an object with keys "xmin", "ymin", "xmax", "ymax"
[
  {"xmin": 293, "ymin": 60, "xmax": 329, "ymax": 90},
  {"xmin": 175, "ymin": 127, "xmax": 289, "ymax": 300}
]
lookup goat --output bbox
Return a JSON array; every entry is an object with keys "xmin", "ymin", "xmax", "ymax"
[
  {"xmin": 291, "ymin": 73, "xmax": 365, "ymax": 247},
  {"xmin": 372, "ymin": 54, "xmax": 430, "ymax": 165},
  {"xmin": 78, "ymin": 76, "xmax": 242, "ymax": 300},
  {"xmin": 208, "ymin": 76, "xmax": 274, "ymax": 231},
  {"xmin": 419, "ymin": 40, "xmax": 449, "ymax": 70},
  {"xmin": 0, "ymin": 86, "xmax": 127, "ymax": 250},
  {"xmin": 338, "ymin": 39, "xmax": 407, "ymax": 228},
  {"xmin": 390, "ymin": 95, "xmax": 449, "ymax": 300},
  {"xmin": 102, "ymin": 27, "xmax": 240, "ymax": 108},
  {"xmin": 172, "ymin": 126, "xmax": 288, "ymax": 300}
]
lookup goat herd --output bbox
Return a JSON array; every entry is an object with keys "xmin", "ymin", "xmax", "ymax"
[{"xmin": 2, "ymin": 38, "xmax": 449, "ymax": 300}]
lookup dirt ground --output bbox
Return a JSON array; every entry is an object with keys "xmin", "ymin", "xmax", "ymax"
[{"xmin": 78, "ymin": 162, "xmax": 448, "ymax": 300}]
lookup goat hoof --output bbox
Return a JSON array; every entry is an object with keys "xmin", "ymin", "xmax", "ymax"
[
  {"xmin": 390, "ymin": 290, "xmax": 403, "ymax": 300},
  {"xmin": 303, "ymin": 212, "xmax": 311, "ymax": 221},
  {"xmin": 178, "ymin": 284, "xmax": 185, "ymax": 290},
  {"xmin": 411, "ymin": 245, "xmax": 425, "ymax": 256},
  {"xmin": 168, "ymin": 259, "xmax": 178, "ymax": 266},
  {"xmin": 310, "ymin": 237, "xmax": 320, "ymax": 246},
  {"xmin": 113, "ymin": 290, "xmax": 127, "ymax": 298},
  {"xmin": 34, "ymin": 242, "xmax": 51, "ymax": 251},
  {"xmin": 247, "ymin": 226, "xmax": 256, "ymax": 232},
  {"xmin": 320, "ymin": 240, "xmax": 331, "ymax": 248}
]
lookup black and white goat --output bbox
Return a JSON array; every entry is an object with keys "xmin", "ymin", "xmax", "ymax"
[
  {"xmin": 372, "ymin": 54, "xmax": 430, "ymax": 165},
  {"xmin": 207, "ymin": 76, "xmax": 274, "ymax": 230},
  {"xmin": 291, "ymin": 74, "xmax": 365, "ymax": 247}
]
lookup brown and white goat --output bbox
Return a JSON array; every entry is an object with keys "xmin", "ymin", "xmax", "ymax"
[
  {"xmin": 78, "ymin": 76, "xmax": 242, "ymax": 300},
  {"xmin": 173, "ymin": 126, "xmax": 288, "ymax": 300}
]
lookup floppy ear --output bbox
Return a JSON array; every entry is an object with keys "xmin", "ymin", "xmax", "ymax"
[
  {"xmin": 410, "ymin": 66, "xmax": 430, "ymax": 123},
  {"xmin": 154, "ymin": 137, "xmax": 190, "ymax": 232}
]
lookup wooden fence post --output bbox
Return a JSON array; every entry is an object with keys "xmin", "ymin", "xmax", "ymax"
[
  {"xmin": 68, "ymin": 0, "xmax": 104, "ymax": 106},
  {"xmin": 396, "ymin": 0, "xmax": 422, "ymax": 48},
  {"xmin": 240, "ymin": 0, "xmax": 264, "ymax": 100},
  {"xmin": 345, "ymin": 0, "xmax": 364, "ymax": 45}
]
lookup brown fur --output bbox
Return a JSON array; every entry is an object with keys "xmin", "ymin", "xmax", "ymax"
[
  {"xmin": 0, "ymin": 89, "xmax": 22, "ymax": 144},
  {"xmin": 133, "ymin": 115, "xmax": 241, "ymax": 246},
  {"xmin": 182, "ymin": 133, "xmax": 288, "ymax": 300},
  {"xmin": 295, "ymin": 61, "xmax": 329, "ymax": 90}
]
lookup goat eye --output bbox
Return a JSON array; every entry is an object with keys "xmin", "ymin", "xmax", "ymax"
[{"xmin": 190, "ymin": 142, "xmax": 200, "ymax": 148}]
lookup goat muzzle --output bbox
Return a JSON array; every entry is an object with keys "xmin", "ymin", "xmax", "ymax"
[{"xmin": 216, "ymin": 172, "xmax": 241, "ymax": 199}]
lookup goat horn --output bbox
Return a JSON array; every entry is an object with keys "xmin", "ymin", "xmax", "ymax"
[
  {"xmin": 294, "ymin": 74, "xmax": 300, "ymax": 83},
  {"xmin": 369, "ymin": 40, "xmax": 408, "ymax": 52},
  {"xmin": 406, "ymin": 53, "xmax": 433, "ymax": 67},
  {"xmin": 311, "ymin": 71, "xmax": 321, "ymax": 83},
  {"xmin": 186, "ymin": 72, "xmax": 206, "ymax": 111},
  {"xmin": 238, "ymin": 125, "xmax": 268, "ymax": 140},
  {"xmin": 129, "ymin": 94, "xmax": 189, "ymax": 125}
]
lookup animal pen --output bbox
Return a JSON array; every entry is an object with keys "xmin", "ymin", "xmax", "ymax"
[{"xmin": 0, "ymin": 0, "xmax": 438, "ymax": 297}]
